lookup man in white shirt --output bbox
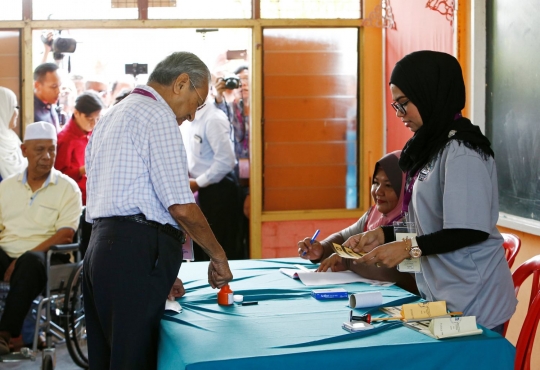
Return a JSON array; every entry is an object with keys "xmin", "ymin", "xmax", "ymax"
[{"xmin": 181, "ymin": 97, "xmax": 242, "ymax": 260}]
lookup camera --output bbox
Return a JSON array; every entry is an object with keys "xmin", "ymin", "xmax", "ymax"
[
  {"xmin": 125, "ymin": 63, "xmax": 148, "ymax": 78},
  {"xmin": 41, "ymin": 31, "xmax": 77, "ymax": 60},
  {"xmin": 223, "ymin": 75, "xmax": 241, "ymax": 90},
  {"xmin": 41, "ymin": 31, "xmax": 77, "ymax": 53}
]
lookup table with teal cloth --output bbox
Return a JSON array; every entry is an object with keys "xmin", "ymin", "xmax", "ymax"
[{"xmin": 158, "ymin": 258, "xmax": 515, "ymax": 369}]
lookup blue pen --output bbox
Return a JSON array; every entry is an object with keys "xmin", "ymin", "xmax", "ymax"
[{"xmin": 302, "ymin": 229, "xmax": 320, "ymax": 256}]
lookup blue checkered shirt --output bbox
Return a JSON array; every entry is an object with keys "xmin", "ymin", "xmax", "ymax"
[{"xmin": 85, "ymin": 85, "xmax": 194, "ymax": 227}]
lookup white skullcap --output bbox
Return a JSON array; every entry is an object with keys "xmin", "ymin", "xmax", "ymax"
[{"xmin": 24, "ymin": 121, "xmax": 57, "ymax": 142}]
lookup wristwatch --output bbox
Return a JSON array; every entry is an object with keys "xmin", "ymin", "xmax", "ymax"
[{"xmin": 408, "ymin": 237, "xmax": 422, "ymax": 258}]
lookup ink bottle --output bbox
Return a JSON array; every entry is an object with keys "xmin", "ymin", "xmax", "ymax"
[{"xmin": 217, "ymin": 284, "xmax": 234, "ymax": 306}]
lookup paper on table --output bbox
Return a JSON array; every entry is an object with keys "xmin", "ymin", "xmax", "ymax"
[
  {"xmin": 280, "ymin": 268, "xmax": 394, "ymax": 287},
  {"xmin": 401, "ymin": 301, "xmax": 448, "ymax": 321},
  {"xmin": 280, "ymin": 267, "xmax": 317, "ymax": 279},
  {"xmin": 419, "ymin": 316, "xmax": 483, "ymax": 339}
]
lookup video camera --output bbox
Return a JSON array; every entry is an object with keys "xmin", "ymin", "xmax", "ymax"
[{"xmin": 41, "ymin": 30, "xmax": 77, "ymax": 60}]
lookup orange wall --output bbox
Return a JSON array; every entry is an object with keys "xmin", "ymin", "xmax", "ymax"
[
  {"xmin": 261, "ymin": 218, "xmax": 359, "ymax": 258},
  {"xmin": 262, "ymin": 29, "xmax": 358, "ymax": 211},
  {"xmin": 385, "ymin": 1, "xmax": 454, "ymax": 152}
]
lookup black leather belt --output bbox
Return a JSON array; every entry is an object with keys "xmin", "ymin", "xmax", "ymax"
[{"xmin": 98, "ymin": 214, "xmax": 186, "ymax": 243}]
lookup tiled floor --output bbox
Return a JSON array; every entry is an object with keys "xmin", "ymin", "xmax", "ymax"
[{"xmin": 1, "ymin": 343, "xmax": 84, "ymax": 370}]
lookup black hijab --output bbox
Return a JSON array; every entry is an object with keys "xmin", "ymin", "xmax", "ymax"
[{"xmin": 389, "ymin": 50, "xmax": 494, "ymax": 174}]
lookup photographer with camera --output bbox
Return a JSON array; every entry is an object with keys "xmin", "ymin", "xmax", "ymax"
[
  {"xmin": 40, "ymin": 30, "xmax": 76, "ymax": 66},
  {"xmin": 213, "ymin": 65, "xmax": 250, "ymax": 258}
]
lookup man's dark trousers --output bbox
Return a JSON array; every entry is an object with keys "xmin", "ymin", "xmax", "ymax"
[
  {"xmin": 194, "ymin": 174, "xmax": 241, "ymax": 261},
  {"xmin": 0, "ymin": 250, "xmax": 52, "ymax": 337},
  {"xmin": 83, "ymin": 218, "xmax": 182, "ymax": 370}
]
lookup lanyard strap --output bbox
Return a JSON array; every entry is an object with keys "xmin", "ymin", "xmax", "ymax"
[
  {"xmin": 402, "ymin": 170, "xmax": 418, "ymax": 215},
  {"xmin": 131, "ymin": 88, "xmax": 157, "ymax": 100}
]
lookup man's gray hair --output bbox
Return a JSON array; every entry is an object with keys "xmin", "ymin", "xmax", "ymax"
[{"xmin": 148, "ymin": 52, "xmax": 211, "ymax": 88}]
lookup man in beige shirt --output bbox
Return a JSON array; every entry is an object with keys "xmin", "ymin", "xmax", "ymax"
[{"xmin": 0, "ymin": 122, "xmax": 82, "ymax": 355}]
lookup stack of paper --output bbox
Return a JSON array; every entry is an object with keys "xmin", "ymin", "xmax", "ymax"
[
  {"xmin": 401, "ymin": 301, "xmax": 450, "ymax": 322},
  {"xmin": 419, "ymin": 316, "xmax": 483, "ymax": 339}
]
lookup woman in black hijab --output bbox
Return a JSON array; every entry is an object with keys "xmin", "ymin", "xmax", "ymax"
[{"xmin": 345, "ymin": 51, "xmax": 516, "ymax": 333}]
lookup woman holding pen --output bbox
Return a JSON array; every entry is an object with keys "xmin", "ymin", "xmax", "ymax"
[
  {"xmin": 344, "ymin": 51, "xmax": 516, "ymax": 333},
  {"xmin": 298, "ymin": 150, "xmax": 418, "ymax": 294}
]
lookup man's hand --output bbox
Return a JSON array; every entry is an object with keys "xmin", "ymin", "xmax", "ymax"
[
  {"xmin": 4, "ymin": 260, "xmax": 16, "ymax": 282},
  {"xmin": 168, "ymin": 277, "xmax": 186, "ymax": 300},
  {"xmin": 189, "ymin": 179, "xmax": 200, "ymax": 193},
  {"xmin": 213, "ymin": 79, "xmax": 227, "ymax": 104},
  {"xmin": 42, "ymin": 31, "xmax": 54, "ymax": 50},
  {"xmin": 243, "ymin": 194, "xmax": 250, "ymax": 218},
  {"xmin": 317, "ymin": 253, "xmax": 345, "ymax": 272},
  {"xmin": 208, "ymin": 258, "xmax": 233, "ymax": 289},
  {"xmin": 297, "ymin": 237, "xmax": 323, "ymax": 261}
]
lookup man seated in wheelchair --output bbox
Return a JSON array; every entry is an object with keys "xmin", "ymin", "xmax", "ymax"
[{"xmin": 0, "ymin": 122, "xmax": 82, "ymax": 355}]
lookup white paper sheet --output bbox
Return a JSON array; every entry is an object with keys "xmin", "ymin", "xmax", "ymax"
[
  {"xmin": 165, "ymin": 299, "xmax": 183, "ymax": 313},
  {"xmin": 280, "ymin": 268, "xmax": 395, "ymax": 287}
]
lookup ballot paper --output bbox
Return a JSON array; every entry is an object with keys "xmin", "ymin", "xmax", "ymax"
[
  {"xmin": 279, "ymin": 268, "xmax": 395, "ymax": 287},
  {"xmin": 332, "ymin": 243, "xmax": 366, "ymax": 259},
  {"xmin": 165, "ymin": 299, "xmax": 182, "ymax": 313},
  {"xmin": 401, "ymin": 301, "xmax": 448, "ymax": 321},
  {"xmin": 418, "ymin": 316, "xmax": 483, "ymax": 339}
]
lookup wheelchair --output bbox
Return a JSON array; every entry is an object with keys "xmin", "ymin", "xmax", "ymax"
[{"xmin": 0, "ymin": 212, "xmax": 89, "ymax": 369}]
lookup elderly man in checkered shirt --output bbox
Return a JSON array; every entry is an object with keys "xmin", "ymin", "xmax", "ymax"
[{"xmin": 84, "ymin": 52, "xmax": 233, "ymax": 370}]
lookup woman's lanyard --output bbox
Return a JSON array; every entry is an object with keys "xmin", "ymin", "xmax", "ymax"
[{"xmin": 402, "ymin": 170, "xmax": 418, "ymax": 222}]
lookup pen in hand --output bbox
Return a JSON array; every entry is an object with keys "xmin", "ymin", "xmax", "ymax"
[{"xmin": 302, "ymin": 229, "xmax": 320, "ymax": 257}]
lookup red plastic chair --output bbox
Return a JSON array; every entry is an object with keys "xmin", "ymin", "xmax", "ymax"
[
  {"xmin": 502, "ymin": 233, "xmax": 521, "ymax": 268},
  {"xmin": 515, "ymin": 293, "xmax": 540, "ymax": 370},
  {"xmin": 504, "ymin": 255, "xmax": 540, "ymax": 369}
]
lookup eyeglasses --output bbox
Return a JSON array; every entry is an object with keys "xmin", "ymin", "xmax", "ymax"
[
  {"xmin": 390, "ymin": 99, "xmax": 410, "ymax": 115},
  {"xmin": 189, "ymin": 78, "xmax": 206, "ymax": 111},
  {"xmin": 15, "ymin": 106, "xmax": 20, "ymax": 110}
]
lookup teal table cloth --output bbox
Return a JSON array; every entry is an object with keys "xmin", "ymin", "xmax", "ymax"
[{"xmin": 158, "ymin": 258, "xmax": 515, "ymax": 369}]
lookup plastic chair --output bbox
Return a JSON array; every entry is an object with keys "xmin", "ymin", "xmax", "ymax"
[
  {"xmin": 515, "ymin": 292, "xmax": 540, "ymax": 370},
  {"xmin": 502, "ymin": 233, "xmax": 521, "ymax": 268},
  {"xmin": 504, "ymin": 255, "xmax": 540, "ymax": 369}
]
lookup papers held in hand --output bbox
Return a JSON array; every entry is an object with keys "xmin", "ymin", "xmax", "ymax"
[{"xmin": 332, "ymin": 243, "xmax": 365, "ymax": 259}]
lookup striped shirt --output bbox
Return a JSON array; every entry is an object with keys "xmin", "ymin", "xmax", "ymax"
[{"xmin": 85, "ymin": 85, "xmax": 194, "ymax": 227}]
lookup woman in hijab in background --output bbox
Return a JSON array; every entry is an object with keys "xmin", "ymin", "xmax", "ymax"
[
  {"xmin": 298, "ymin": 150, "xmax": 417, "ymax": 294},
  {"xmin": 346, "ymin": 51, "xmax": 516, "ymax": 333},
  {"xmin": 0, "ymin": 87, "xmax": 26, "ymax": 181}
]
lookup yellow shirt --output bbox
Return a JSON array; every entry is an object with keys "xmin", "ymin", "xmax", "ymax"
[{"xmin": 0, "ymin": 168, "xmax": 82, "ymax": 258}]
